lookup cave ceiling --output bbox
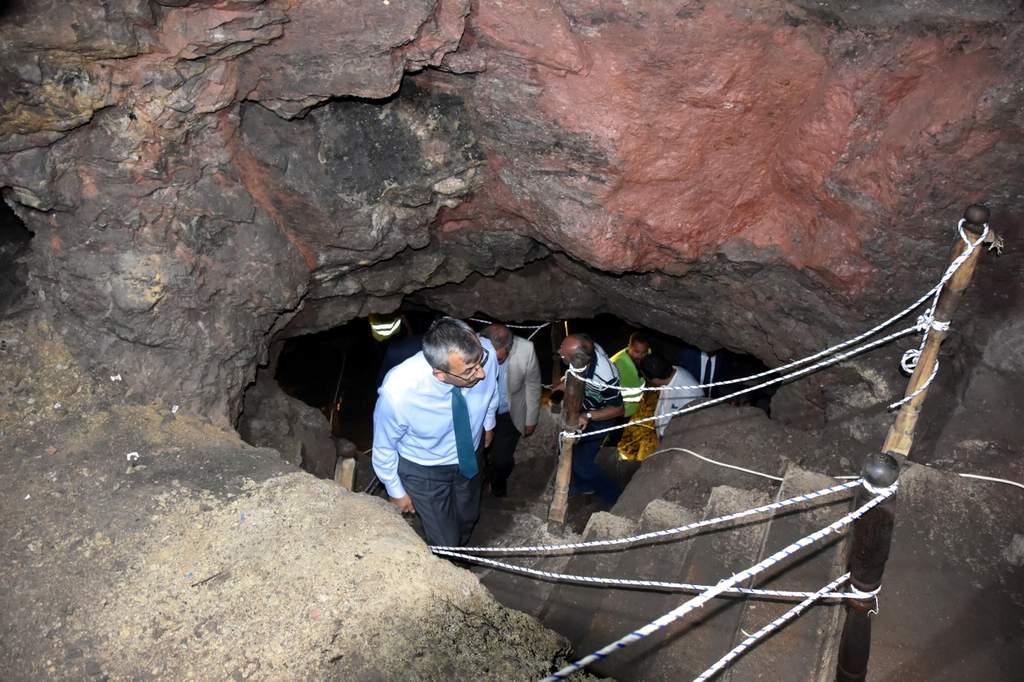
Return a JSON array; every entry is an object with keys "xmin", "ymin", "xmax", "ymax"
[{"xmin": 0, "ymin": 0, "xmax": 1021, "ymax": 422}]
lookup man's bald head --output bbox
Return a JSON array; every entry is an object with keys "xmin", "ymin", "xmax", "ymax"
[
  {"xmin": 481, "ymin": 323, "xmax": 513, "ymax": 363},
  {"xmin": 559, "ymin": 334, "xmax": 593, "ymax": 369}
]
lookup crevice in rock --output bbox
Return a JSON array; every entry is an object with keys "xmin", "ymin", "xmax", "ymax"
[{"xmin": 0, "ymin": 194, "xmax": 33, "ymax": 316}]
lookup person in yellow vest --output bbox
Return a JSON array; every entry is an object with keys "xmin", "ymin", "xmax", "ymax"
[
  {"xmin": 368, "ymin": 312, "xmax": 404, "ymax": 342},
  {"xmin": 610, "ymin": 332, "xmax": 650, "ymax": 418},
  {"xmin": 609, "ymin": 332, "xmax": 650, "ymax": 450}
]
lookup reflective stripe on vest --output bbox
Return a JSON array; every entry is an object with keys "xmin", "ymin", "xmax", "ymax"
[
  {"xmin": 370, "ymin": 319, "xmax": 402, "ymax": 338},
  {"xmin": 621, "ymin": 383, "xmax": 644, "ymax": 403}
]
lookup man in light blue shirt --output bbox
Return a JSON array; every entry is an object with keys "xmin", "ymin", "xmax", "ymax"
[{"xmin": 373, "ymin": 317, "xmax": 498, "ymax": 547}]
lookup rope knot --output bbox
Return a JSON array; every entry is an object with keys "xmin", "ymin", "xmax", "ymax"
[
  {"xmin": 900, "ymin": 348, "xmax": 921, "ymax": 373},
  {"xmin": 847, "ymin": 585, "xmax": 882, "ymax": 615},
  {"xmin": 847, "ymin": 585, "xmax": 881, "ymax": 600}
]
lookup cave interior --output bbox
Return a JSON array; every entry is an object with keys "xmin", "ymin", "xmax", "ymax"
[{"xmin": 1, "ymin": 1, "xmax": 1022, "ymax": 680}]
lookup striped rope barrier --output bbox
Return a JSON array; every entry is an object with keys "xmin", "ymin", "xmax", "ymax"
[
  {"xmin": 433, "ymin": 549, "xmax": 866, "ymax": 603},
  {"xmin": 691, "ymin": 573, "xmax": 852, "ymax": 682},
  {"xmin": 565, "ymin": 222, "xmax": 989, "ymax": 400},
  {"xmin": 562, "ymin": 324, "xmax": 920, "ymax": 441},
  {"xmin": 469, "ymin": 317, "xmax": 551, "ymax": 340},
  {"xmin": 469, "ymin": 317, "xmax": 550, "ymax": 330},
  {"xmin": 430, "ymin": 479, "xmax": 860, "ymax": 554},
  {"xmin": 540, "ymin": 481, "xmax": 898, "ymax": 681}
]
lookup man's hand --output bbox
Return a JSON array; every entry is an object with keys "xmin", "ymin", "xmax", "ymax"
[
  {"xmin": 390, "ymin": 495, "xmax": 415, "ymax": 514},
  {"xmin": 484, "ymin": 429, "xmax": 494, "ymax": 448},
  {"xmin": 577, "ymin": 413, "xmax": 590, "ymax": 431},
  {"xmin": 523, "ymin": 424, "xmax": 536, "ymax": 437}
]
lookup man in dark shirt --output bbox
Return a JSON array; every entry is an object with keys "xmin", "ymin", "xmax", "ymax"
[{"xmin": 556, "ymin": 334, "xmax": 625, "ymax": 504}]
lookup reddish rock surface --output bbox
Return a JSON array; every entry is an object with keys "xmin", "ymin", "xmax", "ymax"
[{"xmin": 0, "ymin": 0, "xmax": 1021, "ymax": 434}]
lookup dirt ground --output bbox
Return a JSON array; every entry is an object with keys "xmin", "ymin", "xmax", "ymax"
[{"xmin": 0, "ymin": 314, "xmax": 582, "ymax": 680}]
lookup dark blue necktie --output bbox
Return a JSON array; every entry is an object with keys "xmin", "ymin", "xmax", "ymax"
[
  {"xmin": 450, "ymin": 386, "xmax": 478, "ymax": 479},
  {"xmin": 703, "ymin": 354, "xmax": 715, "ymax": 398}
]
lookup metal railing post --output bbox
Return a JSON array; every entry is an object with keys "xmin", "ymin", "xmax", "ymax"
[{"xmin": 836, "ymin": 453, "xmax": 899, "ymax": 682}]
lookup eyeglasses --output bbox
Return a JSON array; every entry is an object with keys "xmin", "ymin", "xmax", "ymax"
[{"xmin": 443, "ymin": 346, "xmax": 489, "ymax": 381}]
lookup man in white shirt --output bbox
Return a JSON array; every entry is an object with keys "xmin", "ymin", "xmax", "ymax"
[
  {"xmin": 640, "ymin": 353, "xmax": 704, "ymax": 438},
  {"xmin": 480, "ymin": 323, "xmax": 542, "ymax": 497},
  {"xmin": 372, "ymin": 317, "xmax": 498, "ymax": 547}
]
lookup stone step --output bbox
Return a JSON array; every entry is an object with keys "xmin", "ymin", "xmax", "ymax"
[
  {"xmin": 629, "ymin": 485, "xmax": 773, "ymax": 681},
  {"xmin": 538, "ymin": 512, "xmax": 639, "ymax": 649},
  {"xmin": 725, "ymin": 465, "xmax": 852, "ymax": 682},
  {"xmin": 579, "ymin": 498, "xmax": 702, "ymax": 681},
  {"xmin": 472, "ymin": 508, "xmax": 580, "ymax": 619},
  {"xmin": 611, "ymin": 434, "xmax": 784, "ymax": 521}
]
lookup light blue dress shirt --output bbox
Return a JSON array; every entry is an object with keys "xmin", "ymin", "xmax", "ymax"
[{"xmin": 372, "ymin": 337, "xmax": 499, "ymax": 499}]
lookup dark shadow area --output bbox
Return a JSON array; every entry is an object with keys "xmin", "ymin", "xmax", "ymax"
[
  {"xmin": 0, "ymin": 197, "xmax": 33, "ymax": 317},
  {"xmin": 274, "ymin": 308, "xmax": 779, "ymax": 454},
  {"xmin": 269, "ymin": 306, "xmax": 781, "ymax": 489},
  {"xmin": 274, "ymin": 307, "xmax": 438, "ymax": 452},
  {"xmin": 559, "ymin": 314, "xmax": 778, "ymax": 413}
]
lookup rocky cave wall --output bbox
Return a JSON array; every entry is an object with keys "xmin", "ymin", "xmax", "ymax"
[{"xmin": 1, "ymin": 0, "xmax": 1022, "ymax": 458}]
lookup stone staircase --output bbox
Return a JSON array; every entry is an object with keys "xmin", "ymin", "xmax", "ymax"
[
  {"xmin": 470, "ymin": 440, "xmax": 859, "ymax": 681},
  {"xmin": 451, "ymin": 404, "xmax": 1023, "ymax": 681}
]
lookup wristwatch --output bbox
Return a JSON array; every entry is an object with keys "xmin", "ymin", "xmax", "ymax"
[{"xmin": 585, "ymin": 412, "xmax": 593, "ymax": 420}]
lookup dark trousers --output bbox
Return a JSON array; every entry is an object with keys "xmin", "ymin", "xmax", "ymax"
[
  {"xmin": 486, "ymin": 412, "xmax": 521, "ymax": 494},
  {"xmin": 571, "ymin": 419, "xmax": 622, "ymax": 504},
  {"xmin": 398, "ymin": 448, "xmax": 483, "ymax": 547},
  {"xmin": 601, "ymin": 415, "xmax": 629, "ymax": 447}
]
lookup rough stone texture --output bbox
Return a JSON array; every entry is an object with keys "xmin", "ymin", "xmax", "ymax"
[
  {"xmin": 2, "ymin": 0, "xmax": 1022, "ymax": 436},
  {"xmin": 1005, "ymin": 534, "xmax": 1024, "ymax": 567},
  {"xmin": 638, "ymin": 498, "xmax": 700, "ymax": 533},
  {"xmin": 582, "ymin": 511, "xmax": 638, "ymax": 541},
  {"xmin": 237, "ymin": 0, "xmax": 470, "ymax": 117},
  {"xmin": 5, "ymin": 2, "xmax": 1022, "ymax": 678},
  {"xmin": 0, "ymin": 314, "xmax": 577, "ymax": 680},
  {"xmin": 237, "ymin": 365, "xmax": 339, "ymax": 478}
]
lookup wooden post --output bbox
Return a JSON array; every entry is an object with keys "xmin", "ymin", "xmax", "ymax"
[
  {"xmin": 836, "ymin": 453, "xmax": 899, "ymax": 682},
  {"xmin": 334, "ymin": 457, "xmax": 356, "ymax": 491},
  {"xmin": 837, "ymin": 204, "xmax": 997, "ymax": 682},
  {"xmin": 548, "ymin": 348, "xmax": 587, "ymax": 526},
  {"xmin": 882, "ymin": 204, "xmax": 994, "ymax": 460}
]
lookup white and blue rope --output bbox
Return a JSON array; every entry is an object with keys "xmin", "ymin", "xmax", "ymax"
[
  {"xmin": 562, "ymin": 324, "xmax": 920, "ymax": 441},
  {"xmin": 887, "ymin": 221, "xmax": 988, "ymax": 409},
  {"xmin": 434, "ymin": 548, "xmax": 866, "ymax": 603},
  {"xmin": 469, "ymin": 317, "xmax": 551, "ymax": 340},
  {"xmin": 564, "ymin": 221, "xmax": 989, "ymax": 407},
  {"xmin": 430, "ymin": 480, "xmax": 861, "ymax": 555},
  {"xmin": 692, "ymin": 573, "xmax": 852, "ymax": 682},
  {"xmin": 540, "ymin": 481, "xmax": 897, "ymax": 681}
]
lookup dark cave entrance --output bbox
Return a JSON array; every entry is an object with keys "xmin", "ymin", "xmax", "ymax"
[
  {"xmin": 273, "ymin": 307, "xmax": 440, "ymax": 452},
  {"xmin": 270, "ymin": 307, "xmax": 777, "ymax": 460},
  {"xmin": 0, "ymin": 198, "xmax": 33, "ymax": 316}
]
